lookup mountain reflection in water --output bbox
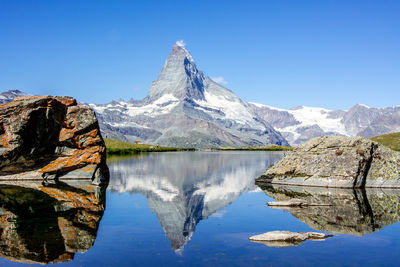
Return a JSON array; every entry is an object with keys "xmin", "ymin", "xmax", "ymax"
[
  {"xmin": 259, "ymin": 184, "xmax": 400, "ymax": 236},
  {"xmin": 0, "ymin": 181, "xmax": 106, "ymax": 264},
  {"xmin": 108, "ymin": 151, "xmax": 285, "ymax": 252}
]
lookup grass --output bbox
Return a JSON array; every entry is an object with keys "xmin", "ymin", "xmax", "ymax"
[
  {"xmin": 370, "ymin": 132, "xmax": 400, "ymax": 152},
  {"xmin": 213, "ymin": 145, "xmax": 294, "ymax": 151},
  {"xmin": 105, "ymin": 138, "xmax": 195, "ymax": 155}
]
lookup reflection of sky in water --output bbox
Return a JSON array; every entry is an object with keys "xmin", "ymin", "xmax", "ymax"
[{"xmin": 1, "ymin": 151, "xmax": 400, "ymax": 266}]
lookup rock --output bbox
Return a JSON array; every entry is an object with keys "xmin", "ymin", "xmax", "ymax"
[
  {"xmin": 249, "ymin": 231, "xmax": 332, "ymax": 247},
  {"xmin": 256, "ymin": 136, "xmax": 400, "ymax": 188},
  {"xmin": 0, "ymin": 96, "xmax": 109, "ymax": 185},
  {"xmin": 0, "ymin": 180, "xmax": 106, "ymax": 264},
  {"xmin": 267, "ymin": 198, "xmax": 331, "ymax": 207}
]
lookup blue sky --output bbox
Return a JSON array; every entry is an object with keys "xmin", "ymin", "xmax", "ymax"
[{"xmin": 0, "ymin": 0, "xmax": 399, "ymax": 109}]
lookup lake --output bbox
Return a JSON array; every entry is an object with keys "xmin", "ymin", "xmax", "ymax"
[{"xmin": 1, "ymin": 151, "xmax": 400, "ymax": 266}]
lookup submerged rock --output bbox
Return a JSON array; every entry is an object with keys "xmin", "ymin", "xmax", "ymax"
[
  {"xmin": 249, "ymin": 231, "xmax": 331, "ymax": 247},
  {"xmin": 0, "ymin": 96, "xmax": 108, "ymax": 185},
  {"xmin": 256, "ymin": 136, "xmax": 400, "ymax": 188}
]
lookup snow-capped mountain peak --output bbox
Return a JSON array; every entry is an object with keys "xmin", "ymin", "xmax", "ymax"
[{"xmin": 90, "ymin": 42, "xmax": 288, "ymax": 148}]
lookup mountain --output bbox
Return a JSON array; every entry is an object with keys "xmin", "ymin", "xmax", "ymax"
[
  {"xmin": 0, "ymin": 90, "xmax": 28, "ymax": 104},
  {"xmin": 89, "ymin": 42, "xmax": 288, "ymax": 148},
  {"xmin": 249, "ymin": 103, "xmax": 400, "ymax": 145}
]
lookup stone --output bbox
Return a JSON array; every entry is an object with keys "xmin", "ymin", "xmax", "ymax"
[
  {"xmin": 256, "ymin": 136, "xmax": 400, "ymax": 188},
  {"xmin": 267, "ymin": 198, "xmax": 331, "ymax": 207},
  {"xmin": 0, "ymin": 96, "xmax": 109, "ymax": 185},
  {"xmin": 249, "ymin": 231, "xmax": 332, "ymax": 247}
]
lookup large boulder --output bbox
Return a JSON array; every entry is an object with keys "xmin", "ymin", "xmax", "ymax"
[
  {"xmin": 0, "ymin": 96, "xmax": 108, "ymax": 185},
  {"xmin": 256, "ymin": 136, "xmax": 400, "ymax": 188}
]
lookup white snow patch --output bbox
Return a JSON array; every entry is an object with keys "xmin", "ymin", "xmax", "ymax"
[
  {"xmin": 273, "ymin": 106, "xmax": 348, "ymax": 141},
  {"xmin": 249, "ymin": 102, "xmax": 287, "ymax": 112},
  {"xmin": 358, "ymin": 104, "xmax": 370, "ymax": 108},
  {"xmin": 91, "ymin": 94, "xmax": 179, "ymax": 118},
  {"xmin": 195, "ymin": 91, "xmax": 261, "ymax": 127},
  {"xmin": 288, "ymin": 106, "xmax": 347, "ymax": 135},
  {"xmin": 153, "ymin": 94, "xmax": 179, "ymax": 105}
]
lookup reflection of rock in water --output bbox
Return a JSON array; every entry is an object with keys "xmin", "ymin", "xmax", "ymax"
[
  {"xmin": 260, "ymin": 184, "xmax": 400, "ymax": 235},
  {"xmin": 108, "ymin": 151, "xmax": 284, "ymax": 251},
  {"xmin": 0, "ymin": 181, "xmax": 106, "ymax": 264}
]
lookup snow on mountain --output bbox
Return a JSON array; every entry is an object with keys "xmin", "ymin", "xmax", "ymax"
[
  {"xmin": 0, "ymin": 90, "xmax": 29, "ymax": 104},
  {"xmin": 284, "ymin": 106, "xmax": 347, "ymax": 134},
  {"xmin": 249, "ymin": 102, "xmax": 400, "ymax": 145},
  {"xmin": 90, "ymin": 41, "xmax": 288, "ymax": 148}
]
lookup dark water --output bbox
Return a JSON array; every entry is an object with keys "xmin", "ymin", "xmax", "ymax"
[{"xmin": 1, "ymin": 151, "xmax": 400, "ymax": 266}]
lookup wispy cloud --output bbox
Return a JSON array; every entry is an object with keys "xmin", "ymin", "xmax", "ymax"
[
  {"xmin": 210, "ymin": 210, "xmax": 227, "ymax": 218},
  {"xmin": 175, "ymin": 40, "xmax": 186, "ymax": 47},
  {"xmin": 211, "ymin": 76, "xmax": 228, "ymax": 85}
]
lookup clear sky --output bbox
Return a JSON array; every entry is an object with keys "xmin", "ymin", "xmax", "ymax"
[{"xmin": 0, "ymin": 0, "xmax": 399, "ymax": 110}]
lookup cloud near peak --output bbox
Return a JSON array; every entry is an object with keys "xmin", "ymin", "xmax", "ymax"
[
  {"xmin": 175, "ymin": 40, "xmax": 186, "ymax": 47},
  {"xmin": 211, "ymin": 76, "xmax": 228, "ymax": 85}
]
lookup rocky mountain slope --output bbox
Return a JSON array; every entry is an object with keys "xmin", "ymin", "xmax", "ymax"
[{"xmin": 89, "ymin": 42, "xmax": 287, "ymax": 148}]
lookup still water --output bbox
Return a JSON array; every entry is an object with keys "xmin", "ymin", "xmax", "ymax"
[{"xmin": 1, "ymin": 151, "xmax": 400, "ymax": 266}]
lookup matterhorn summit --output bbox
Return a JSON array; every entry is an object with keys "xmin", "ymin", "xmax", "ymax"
[
  {"xmin": 147, "ymin": 41, "xmax": 205, "ymax": 102},
  {"xmin": 90, "ymin": 41, "xmax": 288, "ymax": 148}
]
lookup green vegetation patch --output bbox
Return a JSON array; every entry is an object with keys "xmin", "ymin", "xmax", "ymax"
[
  {"xmin": 370, "ymin": 132, "xmax": 400, "ymax": 152},
  {"xmin": 214, "ymin": 145, "xmax": 293, "ymax": 151},
  {"xmin": 105, "ymin": 138, "xmax": 195, "ymax": 155}
]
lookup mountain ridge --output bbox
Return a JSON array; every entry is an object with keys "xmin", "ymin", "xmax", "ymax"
[
  {"xmin": 249, "ymin": 102, "xmax": 400, "ymax": 145},
  {"xmin": 2, "ymin": 86, "xmax": 399, "ymax": 147}
]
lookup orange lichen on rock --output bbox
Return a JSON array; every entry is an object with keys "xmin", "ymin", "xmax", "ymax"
[
  {"xmin": 0, "ymin": 133, "xmax": 7, "ymax": 148},
  {"xmin": 40, "ymin": 146, "xmax": 104, "ymax": 174},
  {"xmin": 59, "ymin": 127, "xmax": 75, "ymax": 142},
  {"xmin": 56, "ymin": 97, "xmax": 77, "ymax": 107}
]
